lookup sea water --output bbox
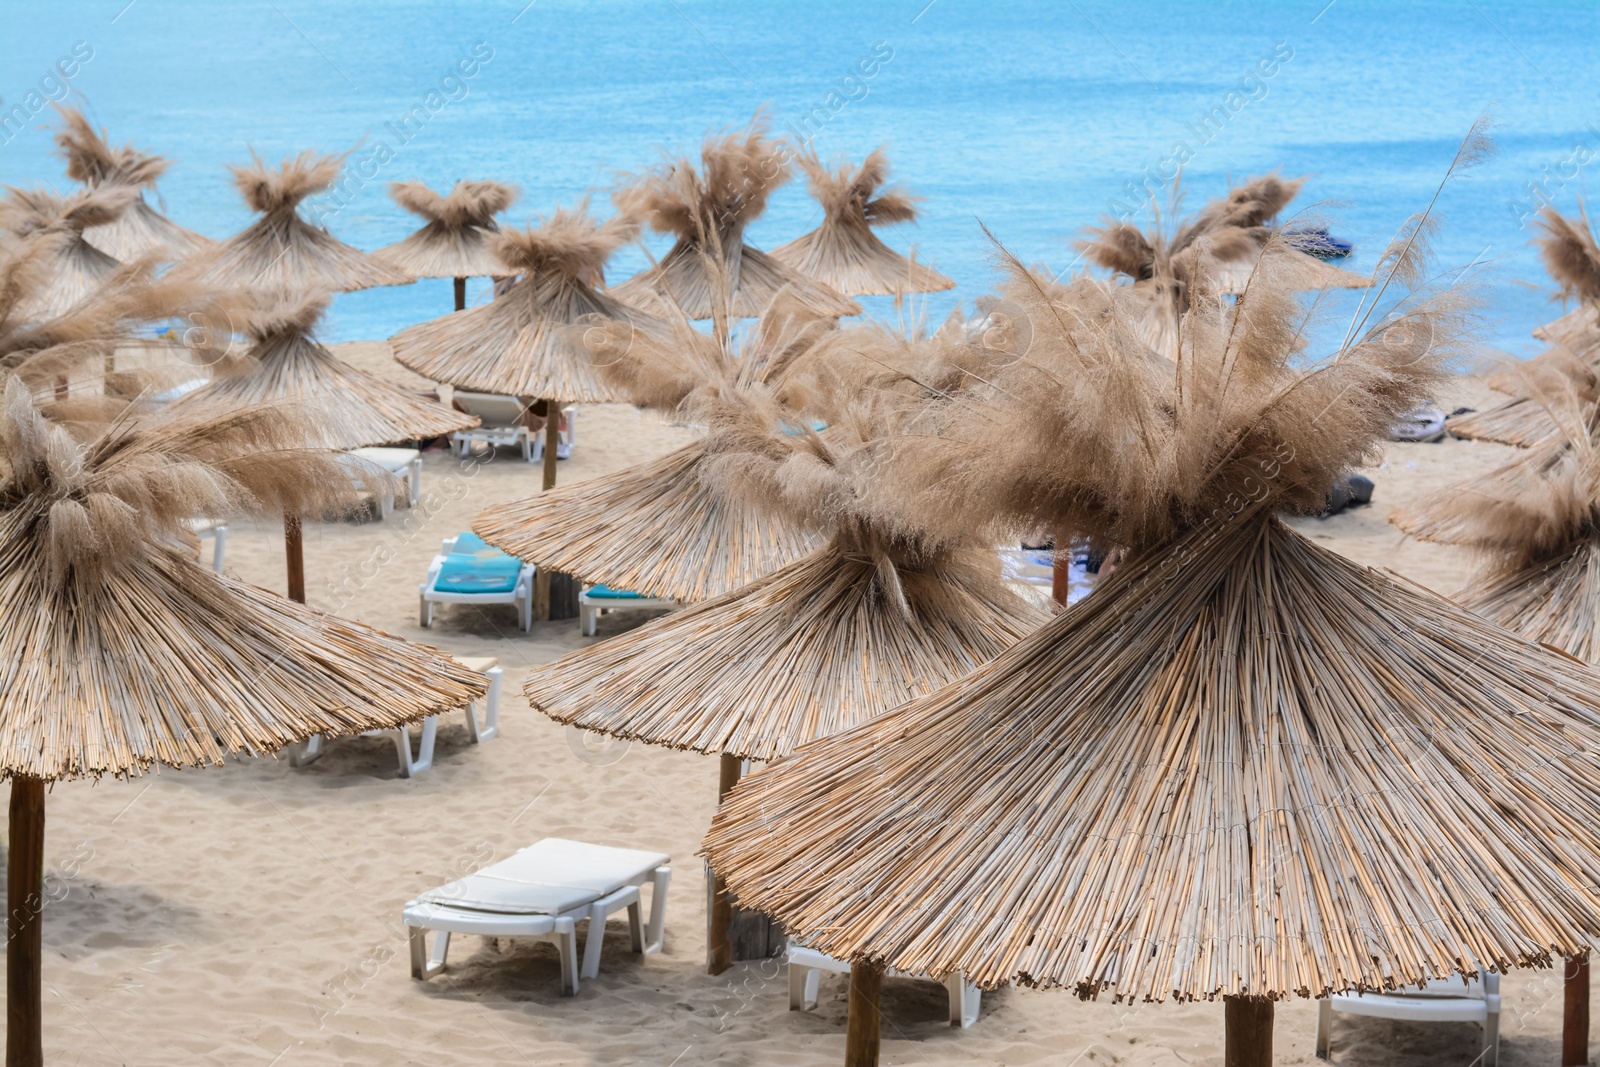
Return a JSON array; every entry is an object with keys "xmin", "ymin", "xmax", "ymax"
[{"xmin": 3, "ymin": 0, "xmax": 1596, "ymax": 356}]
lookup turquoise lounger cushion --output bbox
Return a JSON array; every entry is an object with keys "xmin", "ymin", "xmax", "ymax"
[
  {"xmin": 586, "ymin": 585, "xmax": 649, "ymax": 599},
  {"xmin": 435, "ymin": 532, "xmax": 523, "ymax": 593}
]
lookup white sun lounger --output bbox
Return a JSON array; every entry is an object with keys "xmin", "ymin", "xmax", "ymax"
[
  {"xmin": 403, "ymin": 837, "xmax": 671, "ymax": 995},
  {"xmin": 420, "ymin": 534, "xmax": 536, "ymax": 633},
  {"xmin": 449, "ymin": 393, "xmax": 576, "ymax": 463},
  {"xmin": 787, "ymin": 944, "xmax": 982, "ymax": 1028},
  {"xmin": 578, "ymin": 584, "xmax": 678, "ymax": 636},
  {"xmin": 1316, "ymin": 972, "xmax": 1500, "ymax": 1065},
  {"xmin": 289, "ymin": 657, "xmax": 503, "ymax": 777},
  {"xmin": 348, "ymin": 446, "xmax": 422, "ymax": 511}
]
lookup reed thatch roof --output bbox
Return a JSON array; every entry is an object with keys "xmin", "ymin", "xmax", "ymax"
[
  {"xmin": 1, "ymin": 186, "xmax": 136, "ymax": 322},
  {"xmin": 179, "ymin": 151, "xmax": 412, "ymax": 295},
  {"xmin": 390, "ymin": 204, "xmax": 662, "ymax": 399},
  {"xmin": 52, "ymin": 106, "xmax": 212, "ymax": 262},
  {"xmin": 1392, "ymin": 402, "xmax": 1600, "ymax": 660},
  {"xmin": 372, "ymin": 179, "xmax": 517, "ymax": 278},
  {"xmin": 769, "ymin": 149, "xmax": 954, "ymax": 297},
  {"xmin": 1076, "ymin": 175, "xmax": 1367, "ymax": 359},
  {"xmin": 1535, "ymin": 201, "xmax": 1600, "ymax": 306},
  {"xmin": 170, "ymin": 295, "xmax": 476, "ymax": 447},
  {"xmin": 526, "ymin": 527, "xmax": 1042, "ymax": 759},
  {"xmin": 1446, "ymin": 350, "xmax": 1594, "ymax": 447},
  {"xmin": 473, "ymin": 437, "xmax": 816, "ymax": 601},
  {"xmin": 610, "ymin": 121, "xmax": 861, "ymax": 319},
  {"xmin": 703, "ymin": 513, "xmax": 1600, "ymax": 998},
  {"xmin": 704, "ymin": 179, "xmax": 1600, "ymax": 1000},
  {"xmin": 0, "ymin": 381, "xmax": 487, "ymax": 780}
]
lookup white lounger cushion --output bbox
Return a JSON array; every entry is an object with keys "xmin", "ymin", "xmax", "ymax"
[{"xmin": 417, "ymin": 838, "xmax": 670, "ymax": 915}]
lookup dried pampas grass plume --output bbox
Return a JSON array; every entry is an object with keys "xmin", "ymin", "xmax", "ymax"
[
  {"xmin": 389, "ymin": 179, "xmax": 518, "ymax": 229},
  {"xmin": 1536, "ymin": 202, "xmax": 1600, "ymax": 305}
]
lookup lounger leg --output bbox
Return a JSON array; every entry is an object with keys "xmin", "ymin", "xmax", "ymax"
[
  {"xmin": 211, "ymin": 526, "xmax": 227, "ymax": 573},
  {"xmin": 1484, "ymin": 1007, "xmax": 1499, "ymax": 1067},
  {"xmin": 582, "ymin": 604, "xmax": 597, "ymax": 637},
  {"xmin": 556, "ymin": 917, "xmax": 580, "ymax": 995},
  {"xmin": 408, "ymin": 458, "xmax": 421, "ymax": 507},
  {"xmin": 790, "ymin": 961, "xmax": 810, "ymax": 1011},
  {"xmin": 945, "ymin": 973, "xmax": 965, "ymax": 1027},
  {"xmin": 643, "ymin": 866, "xmax": 670, "ymax": 955},
  {"xmin": 627, "ymin": 900, "xmax": 645, "ymax": 954},
  {"xmin": 466, "ymin": 667, "xmax": 501, "ymax": 743},
  {"xmin": 420, "ymin": 597, "xmax": 433, "ymax": 628},
  {"xmin": 401, "ymin": 717, "xmax": 436, "ymax": 776},
  {"xmin": 409, "ymin": 927, "xmax": 450, "ymax": 980},
  {"xmin": 581, "ymin": 908, "xmax": 608, "ymax": 981},
  {"xmin": 1315, "ymin": 998, "xmax": 1332, "ymax": 1059},
  {"xmin": 288, "ymin": 734, "xmax": 324, "ymax": 767}
]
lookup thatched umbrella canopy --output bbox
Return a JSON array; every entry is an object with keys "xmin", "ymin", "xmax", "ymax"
[
  {"xmin": 472, "ymin": 293, "xmax": 833, "ymax": 601},
  {"xmin": 373, "ymin": 179, "xmax": 517, "ymax": 310},
  {"xmin": 1076, "ymin": 174, "xmax": 1367, "ymax": 359},
  {"xmin": 474, "ymin": 437, "xmax": 815, "ymax": 601},
  {"xmin": 0, "ymin": 380, "xmax": 487, "ymax": 1064},
  {"xmin": 1453, "ymin": 204, "xmax": 1600, "ymax": 441},
  {"xmin": 610, "ymin": 121, "xmax": 860, "ymax": 320},
  {"xmin": 390, "ymin": 204, "xmax": 654, "ymax": 401},
  {"xmin": 172, "ymin": 294, "xmax": 476, "ymax": 449},
  {"xmin": 0, "ymin": 186, "xmax": 137, "ymax": 322},
  {"xmin": 769, "ymin": 148, "xmax": 954, "ymax": 297},
  {"xmin": 706, "ymin": 185, "xmax": 1600, "ymax": 1062},
  {"xmin": 52, "ymin": 106, "xmax": 212, "ymax": 262},
  {"xmin": 179, "ymin": 151, "xmax": 412, "ymax": 296}
]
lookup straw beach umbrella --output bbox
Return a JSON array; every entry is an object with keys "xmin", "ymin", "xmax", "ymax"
[
  {"xmin": 706, "ymin": 164, "xmax": 1600, "ymax": 1066},
  {"xmin": 0, "ymin": 186, "xmax": 137, "ymax": 323},
  {"xmin": 472, "ymin": 292, "xmax": 833, "ymax": 603},
  {"xmin": 522, "ymin": 363, "xmax": 1047, "ymax": 971},
  {"xmin": 1391, "ymin": 393, "xmax": 1600, "ymax": 1065},
  {"xmin": 0, "ymin": 381, "xmax": 487, "ymax": 1067},
  {"xmin": 1452, "ymin": 204, "xmax": 1600, "ymax": 443},
  {"xmin": 178, "ymin": 150, "xmax": 412, "ymax": 297},
  {"xmin": 52, "ymin": 106, "xmax": 212, "ymax": 262},
  {"xmin": 373, "ymin": 179, "xmax": 517, "ymax": 310},
  {"xmin": 169, "ymin": 294, "xmax": 476, "ymax": 600},
  {"xmin": 1077, "ymin": 173, "xmax": 1366, "ymax": 359},
  {"xmin": 770, "ymin": 148, "xmax": 954, "ymax": 298},
  {"xmin": 391, "ymin": 203, "xmax": 666, "ymax": 494},
  {"xmin": 611, "ymin": 120, "xmax": 861, "ymax": 320}
]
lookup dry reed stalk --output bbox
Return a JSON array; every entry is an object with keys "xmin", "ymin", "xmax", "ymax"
[
  {"xmin": 51, "ymin": 105, "xmax": 212, "ymax": 262},
  {"xmin": 703, "ymin": 514, "xmax": 1600, "ymax": 999},
  {"xmin": 372, "ymin": 180, "xmax": 517, "ymax": 279},
  {"xmin": 769, "ymin": 148, "xmax": 954, "ymax": 297},
  {"xmin": 1, "ymin": 186, "xmax": 137, "ymax": 322}
]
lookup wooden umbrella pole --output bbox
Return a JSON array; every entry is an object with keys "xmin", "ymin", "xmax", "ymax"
[
  {"xmin": 284, "ymin": 512, "xmax": 306, "ymax": 604},
  {"xmin": 7, "ymin": 776, "xmax": 45, "ymax": 1067},
  {"xmin": 1224, "ymin": 997, "xmax": 1273, "ymax": 1067},
  {"xmin": 542, "ymin": 402, "xmax": 560, "ymax": 492},
  {"xmin": 707, "ymin": 752, "xmax": 742, "ymax": 975},
  {"xmin": 453, "ymin": 276, "xmax": 466, "ymax": 312},
  {"xmin": 843, "ymin": 960, "xmax": 885, "ymax": 1067},
  {"xmin": 1564, "ymin": 953, "xmax": 1590, "ymax": 1066},
  {"xmin": 1051, "ymin": 534, "xmax": 1071, "ymax": 608}
]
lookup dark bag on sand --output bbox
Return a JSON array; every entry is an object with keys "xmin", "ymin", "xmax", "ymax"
[{"xmin": 1320, "ymin": 473, "xmax": 1375, "ymax": 517}]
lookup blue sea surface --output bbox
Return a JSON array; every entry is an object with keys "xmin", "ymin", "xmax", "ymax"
[{"xmin": 2, "ymin": 0, "xmax": 1596, "ymax": 355}]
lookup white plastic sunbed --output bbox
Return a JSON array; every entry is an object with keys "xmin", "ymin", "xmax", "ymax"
[
  {"xmin": 185, "ymin": 519, "xmax": 228, "ymax": 573},
  {"xmin": 420, "ymin": 534, "xmax": 535, "ymax": 632},
  {"xmin": 578, "ymin": 584, "xmax": 678, "ymax": 636},
  {"xmin": 787, "ymin": 944, "xmax": 982, "ymax": 1028},
  {"xmin": 1316, "ymin": 972, "xmax": 1500, "ymax": 1065},
  {"xmin": 403, "ymin": 837, "xmax": 671, "ymax": 995},
  {"xmin": 449, "ymin": 392, "xmax": 575, "ymax": 463},
  {"xmin": 348, "ymin": 446, "xmax": 422, "ymax": 511},
  {"xmin": 288, "ymin": 656, "xmax": 503, "ymax": 777}
]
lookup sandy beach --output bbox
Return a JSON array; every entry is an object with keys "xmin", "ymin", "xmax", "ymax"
[{"xmin": 23, "ymin": 346, "xmax": 1586, "ymax": 1067}]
